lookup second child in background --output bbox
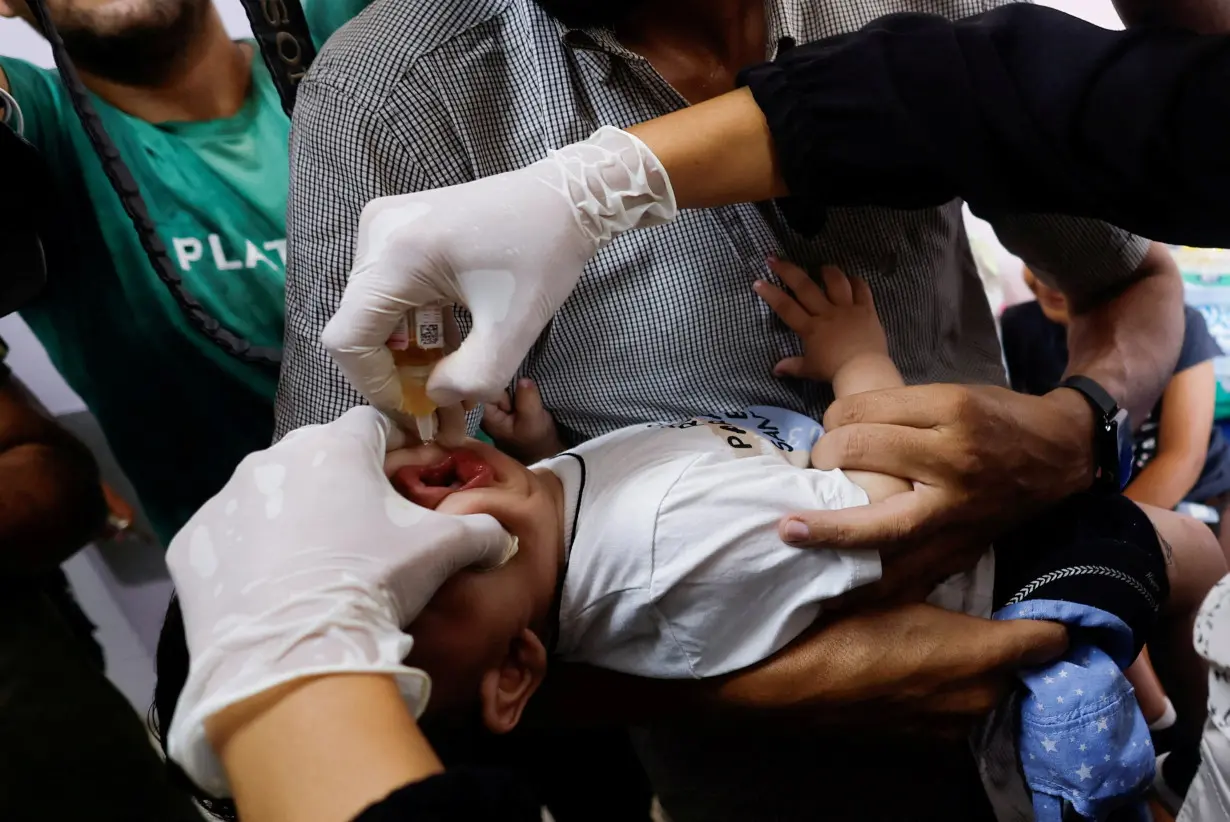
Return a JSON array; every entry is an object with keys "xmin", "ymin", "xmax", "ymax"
[{"xmin": 1002, "ymin": 268, "xmax": 1230, "ymax": 553}]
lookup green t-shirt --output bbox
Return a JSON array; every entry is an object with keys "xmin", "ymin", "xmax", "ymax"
[
  {"xmin": 2, "ymin": 53, "xmax": 286, "ymax": 544},
  {"xmin": 305, "ymin": 0, "xmax": 376, "ymax": 48},
  {"xmin": 1, "ymin": 9, "xmax": 371, "ymax": 544}
]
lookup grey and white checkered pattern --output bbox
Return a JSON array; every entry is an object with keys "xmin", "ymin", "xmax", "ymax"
[{"xmin": 276, "ymin": 0, "xmax": 1150, "ymax": 444}]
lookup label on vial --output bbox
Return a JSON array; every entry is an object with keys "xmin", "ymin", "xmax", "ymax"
[
  {"xmin": 387, "ymin": 315, "xmax": 411, "ymax": 350},
  {"xmin": 415, "ymin": 306, "xmax": 444, "ymax": 349}
]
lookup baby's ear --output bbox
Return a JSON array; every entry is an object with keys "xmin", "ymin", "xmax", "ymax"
[{"xmin": 479, "ymin": 628, "xmax": 548, "ymax": 734}]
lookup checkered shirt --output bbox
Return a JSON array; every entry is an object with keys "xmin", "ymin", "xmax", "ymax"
[{"xmin": 275, "ymin": 0, "xmax": 1150, "ymax": 443}]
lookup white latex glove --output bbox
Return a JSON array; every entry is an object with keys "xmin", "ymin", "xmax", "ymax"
[
  {"xmin": 322, "ymin": 126, "xmax": 676, "ymax": 414},
  {"xmin": 165, "ymin": 406, "xmax": 517, "ymax": 797}
]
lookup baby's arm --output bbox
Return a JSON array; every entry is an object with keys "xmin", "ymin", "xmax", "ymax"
[
  {"xmin": 480, "ymin": 378, "xmax": 565, "ymax": 464},
  {"xmin": 755, "ymin": 260, "xmax": 911, "ymax": 502}
]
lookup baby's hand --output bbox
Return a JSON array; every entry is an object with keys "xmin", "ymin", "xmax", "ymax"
[
  {"xmin": 755, "ymin": 259, "xmax": 889, "ymax": 383},
  {"xmin": 481, "ymin": 378, "xmax": 565, "ymax": 464}
]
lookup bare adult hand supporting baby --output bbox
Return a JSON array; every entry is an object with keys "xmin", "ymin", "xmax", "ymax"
[
  {"xmin": 540, "ymin": 603, "xmax": 1068, "ymax": 739},
  {"xmin": 788, "ymin": 383, "xmax": 1100, "ymax": 604}
]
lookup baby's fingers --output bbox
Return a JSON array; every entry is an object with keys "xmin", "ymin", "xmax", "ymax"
[
  {"xmin": 512, "ymin": 378, "xmax": 548, "ymax": 419},
  {"xmin": 769, "ymin": 257, "xmax": 829, "ymax": 314},
  {"xmin": 820, "ymin": 266, "xmax": 854, "ymax": 307},
  {"xmin": 754, "ymin": 279, "xmax": 812, "ymax": 334},
  {"xmin": 481, "ymin": 394, "xmax": 516, "ymax": 441},
  {"xmin": 850, "ymin": 275, "xmax": 877, "ymax": 308},
  {"xmin": 773, "ymin": 357, "xmax": 809, "ymax": 379}
]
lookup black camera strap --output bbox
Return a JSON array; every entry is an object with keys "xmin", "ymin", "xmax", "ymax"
[
  {"xmin": 21, "ymin": 0, "xmax": 320, "ymax": 370},
  {"xmin": 235, "ymin": 0, "xmax": 318, "ymax": 118}
]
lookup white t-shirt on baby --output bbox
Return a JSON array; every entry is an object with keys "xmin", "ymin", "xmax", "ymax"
[{"xmin": 537, "ymin": 406, "xmax": 994, "ymax": 680}]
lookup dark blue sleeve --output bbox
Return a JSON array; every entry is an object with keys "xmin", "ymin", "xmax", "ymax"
[
  {"xmin": 999, "ymin": 302, "xmax": 1067, "ymax": 397},
  {"xmin": 1177, "ymin": 306, "xmax": 1224, "ymax": 373},
  {"xmin": 999, "ymin": 305, "xmax": 1035, "ymax": 395}
]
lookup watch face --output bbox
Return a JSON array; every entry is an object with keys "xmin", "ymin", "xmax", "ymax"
[{"xmin": 1114, "ymin": 409, "xmax": 1133, "ymax": 490}]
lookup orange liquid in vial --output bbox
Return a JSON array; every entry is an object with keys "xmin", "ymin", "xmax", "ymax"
[
  {"xmin": 389, "ymin": 307, "xmax": 446, "ymax": 439},
  {"xmin": 392, "ymin": 346, "xmax": 444, "ymax": 418}
]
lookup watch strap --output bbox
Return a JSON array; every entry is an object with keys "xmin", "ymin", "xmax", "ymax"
[
  {"xmin": 1058, "ymin": 375, "xmax": 1117, "ymax": 422},
  {"xmin": 1058, "ymin": 375, "xmax": 1121, "ymax": 491}
]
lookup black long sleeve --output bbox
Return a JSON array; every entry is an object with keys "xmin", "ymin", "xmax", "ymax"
[
  {"xmin": 352, "ymin": 767, "xmax": 541, "ymax": 821},
  {"xmin": 739, "ymin": 4, "xmax": 1230, "ymax": 246}
]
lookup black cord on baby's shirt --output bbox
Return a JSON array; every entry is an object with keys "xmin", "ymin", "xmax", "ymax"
[{"xmin": 544, "ymin": 452, "xmax": 585, "ymax": 656}]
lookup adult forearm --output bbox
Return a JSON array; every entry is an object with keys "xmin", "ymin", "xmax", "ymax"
[
  {"xmin": 1124, "ymin": 453, "xmax": 1203, "ymax": 510},
  {"xmin": 626, "ymin": 88, "xmax": 784, "ymax": 209},
  {"xmin": 628, "ymin": 5, "xmax": 1230, "ymax": 246},
  {"xmin": 0, "ymin": 439, "xmax": 105, "ymax": 573},
  {"xmin": 538, "ymin": 604, "xmax": 1067, "ymax": 732},
  {"xmin": 1064, "ymin": 256, "xmax": 1184, "ymax": 425},
  {"xmin": 1115, "ymin": 0, "xmax": 1230, "ymax": 32},
  {"xmin": 208, "ymin": 675, "xmax": 443, "ymax": 822}
]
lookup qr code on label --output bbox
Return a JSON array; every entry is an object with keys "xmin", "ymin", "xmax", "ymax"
[
  {"xmin": 418, "ymin": 323, "xmax": 440, "ymax": 346},
  {"xmin": 414, "ymin": 306, "xmax": 445, "ymax": 348}
]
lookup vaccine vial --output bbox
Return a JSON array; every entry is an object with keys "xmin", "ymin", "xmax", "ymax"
[{"xmin": 389, "ymin": 306, "xmax": 445, "ymax": 441}]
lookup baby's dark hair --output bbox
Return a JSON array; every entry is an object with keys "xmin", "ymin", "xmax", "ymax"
[{"xmin": 150, "ymin": 595, "xmax": 237, "ymax": 821}]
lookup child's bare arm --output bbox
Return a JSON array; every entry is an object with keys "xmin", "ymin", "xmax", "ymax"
[
  {"xmin": 755, "ymin": 260, "xmax": 910, "ymax": 502},
  {"xmin": 828, "ymin": 360, "xmax": 912, "ymax": 503}
]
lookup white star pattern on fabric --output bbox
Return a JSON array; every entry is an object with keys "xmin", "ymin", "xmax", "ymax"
[{"xmin": 997, "ymin": 597, "xmax": 1166, "ymax": 820}]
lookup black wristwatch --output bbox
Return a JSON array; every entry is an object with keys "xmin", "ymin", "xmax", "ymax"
[{"xmin": 1058, "ymin": 375, "xmax": 1133, "ymax": 492}]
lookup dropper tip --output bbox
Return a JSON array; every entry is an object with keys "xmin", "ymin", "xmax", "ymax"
[{"xmin": 415, "ymin": 414, "xmax": 437, "ymax": 443}]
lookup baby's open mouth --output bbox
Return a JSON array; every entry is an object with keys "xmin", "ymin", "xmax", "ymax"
[{"xmin": 391, "ymin": 450, "xmax": 494, "ymax": 509}]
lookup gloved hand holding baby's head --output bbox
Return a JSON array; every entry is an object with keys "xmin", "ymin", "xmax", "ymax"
[{"xmin": 386, "ymin": 438, "xmax": 569, "ymax": 736}]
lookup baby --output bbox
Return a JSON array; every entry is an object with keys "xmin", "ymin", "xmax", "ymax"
[
  {"xmin": 392, "ymin": 261, "xmax": 932, "ymax": 724},
  {"xmin": 391, "ymin": 261, "xmax": 1222, "ymax": 815}
]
